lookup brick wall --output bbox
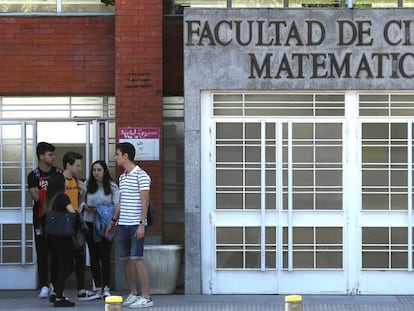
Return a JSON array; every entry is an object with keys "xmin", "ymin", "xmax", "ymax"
[
  {"xmin": 115, "ymin": 0, "xmax": 163, "ymax": 239},
  {"xmin": 0, "ymin": 16, "xmax": 115, "ymax": 95}
]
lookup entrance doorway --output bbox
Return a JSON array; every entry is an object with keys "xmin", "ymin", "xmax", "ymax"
[
  {"xmin": 201, "ymin": 92, "xmax": 414, "ymax": 294},
  {"xmin": 0, "ymin": 98, "xmax": 115, "ymax": 289},
  {"xmin": 0, "ymin": 119, "xmax": 115, "ymax": 289}
]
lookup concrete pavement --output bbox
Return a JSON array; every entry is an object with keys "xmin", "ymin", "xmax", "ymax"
[{"xmin": 0, "ymin": 290, "xmax": 414, "ymax": 311}]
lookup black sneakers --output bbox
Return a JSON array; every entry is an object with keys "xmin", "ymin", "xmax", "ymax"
[{"xmin": 53, "ymin": 298, "xmax": 75, "ymax": 308}]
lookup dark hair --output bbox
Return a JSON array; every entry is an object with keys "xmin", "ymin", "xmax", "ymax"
[
  {"xmin": 44, "ymin": 173, "xmax": 65, "ymax": 214},
  {"xmin": 116, "ymin": 142, "xmax": 135, "ymax": 161},
  {"xmin": 87, "ymin": 160, "xmax": 114, "ymax": 195},
  {"xmin": 62, "ymin": 151, "xmax": 83, "ymax": 169},
  {"xmin": 36, "ymin": 142, "xmax": 55, "ymax": 159}
]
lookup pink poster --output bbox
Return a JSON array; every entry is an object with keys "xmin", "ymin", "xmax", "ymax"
[{"xmin": 118, "ymin": 127, "xmax": 160, "ymax": 160}]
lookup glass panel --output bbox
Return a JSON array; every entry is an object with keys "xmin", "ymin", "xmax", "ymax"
[
  {"xmin": 245, "ymin": 193, "xmax": 261, "ymax": 209},
  {"xmin": 354, "ymin": 0, "xmax": 398, "ymax": 7},
  {"xmin": 391, "ymin": 194, "xmax": 407, "ymax": 210},
  {"xmin": 294, "ymin": 227, "xmax": 313, "ymax": 244},
  {"xmin": 362, "ymin": 122, "xmax": 408, "ymax": 211},
  {"xmin": 293, "ymin": 170, "xmax": 313, "ymax": 186},
  {"xmin": 315, "ymin": 170, "xmax": 341, "ymax": 186},
  {"xmin": 266, "ymin": 193, "xmax": 276, "ymax": 210},
  {"xmin": 362, "ymin": 227, "xmax": 407, "ymax": 269},
  {"xmin": 292, "ymin": 0, "xmax": 343, "ymax": 7},
  {"xmin": 317, "ymin": 227, "xmax": 342, "ymax": 244},
  {"xmin": 216, "ymin": 123, "xmax": 243, "ymax": 140},
  {"xmin": 391, "ymin": 252, "xmax": 407, "ymax": 268},
  {"xmin": 363, "ymin": 252, "xmax": 388, "ymax": 268},
  {"xmin": 216, "ymin": 146, "xmax": 243, "ymax": 162},
  {"xmin": 0, "ymin": 0, "xmax": 114, "ymax": 13},
  {"xmin": 216, "ymin": 170, "xmax": 243, "ymax": 186},
  {"xmin": 315, "ymin": 193, "xmax": 342, "ymax": 210},
  {"xmin": 292, "ymin": 193, "xmax": 314, "ymax": 210},
  {"xmin": 217, "ymin": 227, "xmax": 242, "ymax": 244},
  {"xmin": 245, "ymin": 146, "xmax": 261, "ymax": 162},
  {"xmin": 316, "ymin": 252, "xmax": 342, "ymax": 268},
  {"xmin": 176, "ymin": 0, "xmax": 227, "ymax": 7},
  {"xmin": 62, "ymin": 0, "xmax": 114, "ymax": 13},
  {"xmin": 1, "ymin": 97, "xmax": 115, "ymax": 119},
  {"xmin": 216, "ymin": 193, "xmax": 243, "ymax": 209},
  {"xmin": 284, "ymin": 227, "xmax": 343, "ymax": 269},
  {"xmin": 293, "ymin": 147, "xmax": 314, "ymax": 163},
  {"xmin": 2, "ymin": 224, "xmax": 34, "ymax": 264},
  {"xmin": 215, "ymin": 93, "xmax": 344, "ymax": 117},
  {"xmin": 216, "ymin": 226, "xmax": 274, "ymax": 270},
  {"xmin": 285, "ymin": 122, "xmax": 343, "ymax": 211},
  {"xmin": 265, "ymin": 251, "xmax": 276, "ymax": 269},
  {"xmin": 0, "ymin": 0, "xmax": 56, "ymax": 13},
  {"xmin": 362, "ymin": 194, "xmax": 388, "ymax": 210},
  {"xmin": 363, "ymin": 170, "xmax": 388, "ymax": 186},
  {"xmin": 360, "ymin": 93, "xmax": 414, "ymax": 116},
  {"xmin": 315, "ymin": 146, "xmax": 342, "ymax": 163},
  {"xmin": 163, "ymin": 97, "xmax": 184, "ymax": 244},
  {"xmin": 217, "ymin": 252, "xmax": 243, "ymax": 268},
  {"xmin": 232, "ymin": 0, "xmax": 283, "ymax": 7},
  {"xmin": 246, "ymin": 227, "xmax": 260, "ymax": 244},
  {"xmin": 245, "ymin": 251, "xmax": 260, "ymax": 268}
]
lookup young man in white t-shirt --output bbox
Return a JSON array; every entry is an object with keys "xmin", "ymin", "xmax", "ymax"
[{"xmin": 107, "ymin": 142, "xmax": 153, "ymax": 308}]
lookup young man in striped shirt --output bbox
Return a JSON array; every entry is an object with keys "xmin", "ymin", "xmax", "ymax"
[{"xmin": 107, "ymin": 142, "xmax": 153, "ymax": 308}]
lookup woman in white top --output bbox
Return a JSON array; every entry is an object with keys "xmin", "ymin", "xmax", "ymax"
[{"xmin": 84, "ymin": 160, "xmax": 120, "ymax": 298}]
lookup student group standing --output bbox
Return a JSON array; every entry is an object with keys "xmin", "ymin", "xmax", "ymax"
[{"xmin": 30, "ymin": 142, "xmax": 154, "ymax": 308}]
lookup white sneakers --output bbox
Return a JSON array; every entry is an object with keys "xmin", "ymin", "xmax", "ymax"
[
  {"xmin": 97, "ymin": 286, "xmax": 112, "ymax": 298},
  {"xmin": 102, "ymin": 286, "xmax": 111, "ymax": 298},
  {"xmin": 123, "ymin": 294, "xmax": 153, "ymax": 308},
  {"xmin": 77, "ymin": 289, "xmax": 100, "ymax": 301},
  {"xmin": 123, "ymin": 294, "xmax": 140, "ymax": 306},
  {"xmin": 38, "ymin": 286, "xmax": 49, "ymax": 299},
  {"xmin": 129, "ymin": 296, "xmax": 153, "ymax": 308}
]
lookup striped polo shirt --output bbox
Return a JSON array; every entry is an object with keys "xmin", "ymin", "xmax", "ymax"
[{"xmin": 118, "ymin": 165, "xmax": 151, "ymax": 226}]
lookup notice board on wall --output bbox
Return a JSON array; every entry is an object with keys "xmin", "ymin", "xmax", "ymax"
[{"xmin": 118, "ymin": 127, "xmax": 160, "ymax": 161}]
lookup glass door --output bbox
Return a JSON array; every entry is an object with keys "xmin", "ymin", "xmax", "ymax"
[
  {"xmin": 203, "ymin": 119, "xmax": 346, "ymax": 294},
  {"xmin": 0, "ymin": 121, "xmax": 37, "ymax": 289},
  {"xmin": 0, "ymin": 119, "xmax": 115, "ymax": 289},
  {"xmin": 357, "ymin": 121, "xmax": 414, "ymax": 294}
]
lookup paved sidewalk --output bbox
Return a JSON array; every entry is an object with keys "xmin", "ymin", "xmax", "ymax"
[{"xmin": 0, "ymin": 290, "xmax": 413, "ymax": 311}]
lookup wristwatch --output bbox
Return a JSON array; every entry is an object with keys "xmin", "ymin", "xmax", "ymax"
[{"xmin": 139, "ymin": 219, "xmax": 148, "ymax": 226}]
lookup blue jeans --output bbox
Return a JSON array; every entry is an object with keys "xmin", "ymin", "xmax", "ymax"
[{"xmin": 117, "ymin": 225, "xmax": 145, "ymax": 260}]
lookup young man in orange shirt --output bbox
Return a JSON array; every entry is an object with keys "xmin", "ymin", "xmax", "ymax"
[{"xmin": 62, "ymin": 151, "xmax": 99, "ymax": 301}]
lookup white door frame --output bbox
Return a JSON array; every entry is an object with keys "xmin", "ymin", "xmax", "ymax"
[{"xmin": 0, "ymin": 120, "xmax": 37, "ymax": 289}]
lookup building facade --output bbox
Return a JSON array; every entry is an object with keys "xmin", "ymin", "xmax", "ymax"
[{"xmin": 0, "ymin": 0, "xmax": 414, "ymax": 295}]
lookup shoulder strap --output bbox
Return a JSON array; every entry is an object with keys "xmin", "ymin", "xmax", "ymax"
[
  {"xmin": 34, "ymin": 166, "xmax": 62, "ymax": 179},
  {"xmin": 33, "ymin": 167, "xmax": 40, "ymax": 179}
]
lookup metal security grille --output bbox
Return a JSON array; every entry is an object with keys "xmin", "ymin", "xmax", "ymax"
[
  {"xmin": 212, "ymin": 92, "xmax": 346, "ymax": 274},
  {"xmin": 213, "ymin": 93, "xmax": 345, "ymax": 117},
  {"xmin": 359, "ymin": 94, "xmax": 414, "ymax": 117}
]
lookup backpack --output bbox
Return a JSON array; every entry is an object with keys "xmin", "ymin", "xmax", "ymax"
[{"xmin": 134, "ymin": 170, "xmax": 154, "ymax": 226}]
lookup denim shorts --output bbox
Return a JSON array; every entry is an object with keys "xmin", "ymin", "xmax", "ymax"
[{"xmin": 117, "ymin": 225, "xmax": 145, "ymax": 260}]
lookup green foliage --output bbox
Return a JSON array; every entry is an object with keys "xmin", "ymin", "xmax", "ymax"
[{"xmin": 101, "ymin": 0, "xmax": 115, "ymax": 6}]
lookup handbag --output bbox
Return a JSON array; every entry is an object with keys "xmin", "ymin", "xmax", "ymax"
[
  {"xmin": 72, "ymin": 210, "xmax": 88, "ymax": 248},
  {"xmin": 45, "ymin": 211, "xmax": 77, "ymax": 237}
]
